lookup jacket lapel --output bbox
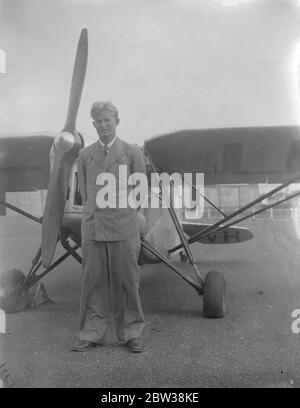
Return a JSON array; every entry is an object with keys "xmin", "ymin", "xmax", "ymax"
[
  {"xmin": 102, "ymin": 138, "xmax": 126, "ymax": 171},
  {"xmin": 90, "ymin": 142, "xmax": 105, "ymax": 169},
  {"xmin": 90, "ymin": 138, "xmax": 126, "ymax": 173}
]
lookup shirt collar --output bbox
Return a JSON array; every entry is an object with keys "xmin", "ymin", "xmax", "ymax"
[{"xmin": 98, "ymin": 135, "xmax": 117, "ymax": 148}]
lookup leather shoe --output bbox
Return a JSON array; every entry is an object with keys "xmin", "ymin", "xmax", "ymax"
[
  {"xmin": 126, "ymin": 338, "xmax": 144, "ymax": 353},
  {"xmin": 70, "ymin": 340, "xmax": 102, "ymax": 352}
]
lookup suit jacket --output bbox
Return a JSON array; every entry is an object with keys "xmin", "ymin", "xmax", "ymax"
[{"xmin": 77, "ymin": 137, "xmax": 146, "ymax": 241}]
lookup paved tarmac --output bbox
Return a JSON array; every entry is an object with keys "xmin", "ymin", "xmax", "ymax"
[{"xmin": 1, "ymin": 216, "xmax": 300, "ymax": 388}]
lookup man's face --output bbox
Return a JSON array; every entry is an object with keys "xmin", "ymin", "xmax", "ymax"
[{"xmin": 93, "ymin": 110, "xmax": 119, "ymax": 143}]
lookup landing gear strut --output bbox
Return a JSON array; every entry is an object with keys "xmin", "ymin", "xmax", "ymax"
[
  {"xmin": 143, "ymin": 151, "xmax": 226, "ymax": 318},
  {"xmin": 0, "ymin": 229, "xmax": 81, "ymax": 313},
  {"xmin": 141, "ymin": 238, "xmax": 226, "ymax": 318}
]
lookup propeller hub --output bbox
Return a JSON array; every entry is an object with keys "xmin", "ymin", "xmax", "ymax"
[{"xmin": 54, "ymin": 131, "xmax": 75, "ymax": 153}]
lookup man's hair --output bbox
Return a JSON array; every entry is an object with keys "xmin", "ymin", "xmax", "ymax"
[{"xmin": 90, "ymin": 101, "xmax": 119, "ymax": 120}]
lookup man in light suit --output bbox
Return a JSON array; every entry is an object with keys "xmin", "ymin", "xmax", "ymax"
[{"xmin": 71, "ymin": 101, "xmax": 146, "ymax": 353}]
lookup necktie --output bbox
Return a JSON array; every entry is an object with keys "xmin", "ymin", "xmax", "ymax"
[{"xmin": 103, "ymin": 144, "xmax": 109, "ymax": 156}]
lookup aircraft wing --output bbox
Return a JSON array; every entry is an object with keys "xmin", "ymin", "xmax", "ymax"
[
  {"xmin": 144, "ymin": 125, "xmax": 300, "ymax": 184},
  {"xmin": 0, "ymin": 133, "xmax": 54, "ymax": 192}
]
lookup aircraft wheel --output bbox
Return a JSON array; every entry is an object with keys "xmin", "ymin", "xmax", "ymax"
[
  {"xmin": 203, "ymin": 270, "xmax": 226, "ymax": 318},
  {"xmin": 0, "ymin": 269, "xmax": 31, "ymax": 313}
]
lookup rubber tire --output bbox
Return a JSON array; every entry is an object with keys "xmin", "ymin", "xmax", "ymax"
[
  {"xmin": 0, "ymin": 269, "xmax": 31, "ymax": 313},
  {"xmin": 203, "ymin": 270, "xmax": 226, "ymax": 318}
]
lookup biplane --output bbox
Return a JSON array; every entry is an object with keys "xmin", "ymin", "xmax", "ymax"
[{"xmin": 1, "ymin": 29, "xmax": 300, "ymax": 318}]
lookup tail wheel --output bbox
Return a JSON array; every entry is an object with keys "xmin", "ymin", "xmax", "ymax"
[{"xmin": 203, "ymin": 270, "xmax": 226, "ymax": 318}]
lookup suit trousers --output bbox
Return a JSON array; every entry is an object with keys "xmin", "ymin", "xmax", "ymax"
[{"xmin": 79, "ymin": 237, "xmax": 145, "ymax": 343}]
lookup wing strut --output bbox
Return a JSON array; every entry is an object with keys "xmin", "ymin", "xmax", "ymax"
[
  {"xmin": 191, "ymin": 185, "xmax": 227, "ymax": 217},
  {"xmin": 145, "ymin": 151, "xmax": 204, "ymax": 286},
  {"xmin": 169, "ymin": 171, "xmax": 300, "ymax": 254},
  {"xmin": 191, "ymin": 188, "xmax": 300, "ymax": 244},
  {"xmin": 0, "ymin": 197, "xmax": 42, "ymax": 224}
]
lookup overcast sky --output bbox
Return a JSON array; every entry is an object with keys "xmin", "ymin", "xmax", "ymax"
[{"xmin": 1, "ymin": 0, "xmax": 300, "ymax": 145}]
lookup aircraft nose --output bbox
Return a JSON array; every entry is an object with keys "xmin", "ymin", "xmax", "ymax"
[{"xmin": 54, "ymin": 131, "xmax": 75, "ymax": 153}]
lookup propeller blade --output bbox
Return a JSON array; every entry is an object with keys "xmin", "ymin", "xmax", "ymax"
[
  {"xmin": 63, "ymin": 28, "xmax": 88, "ymax": 134},
  {"xmin": 41, "ymin": 147, "xmax": 71, "ymax": 267},
  {"xmin": 41, "ymin": 29, "xmax": 88, "ymax": 267}
]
